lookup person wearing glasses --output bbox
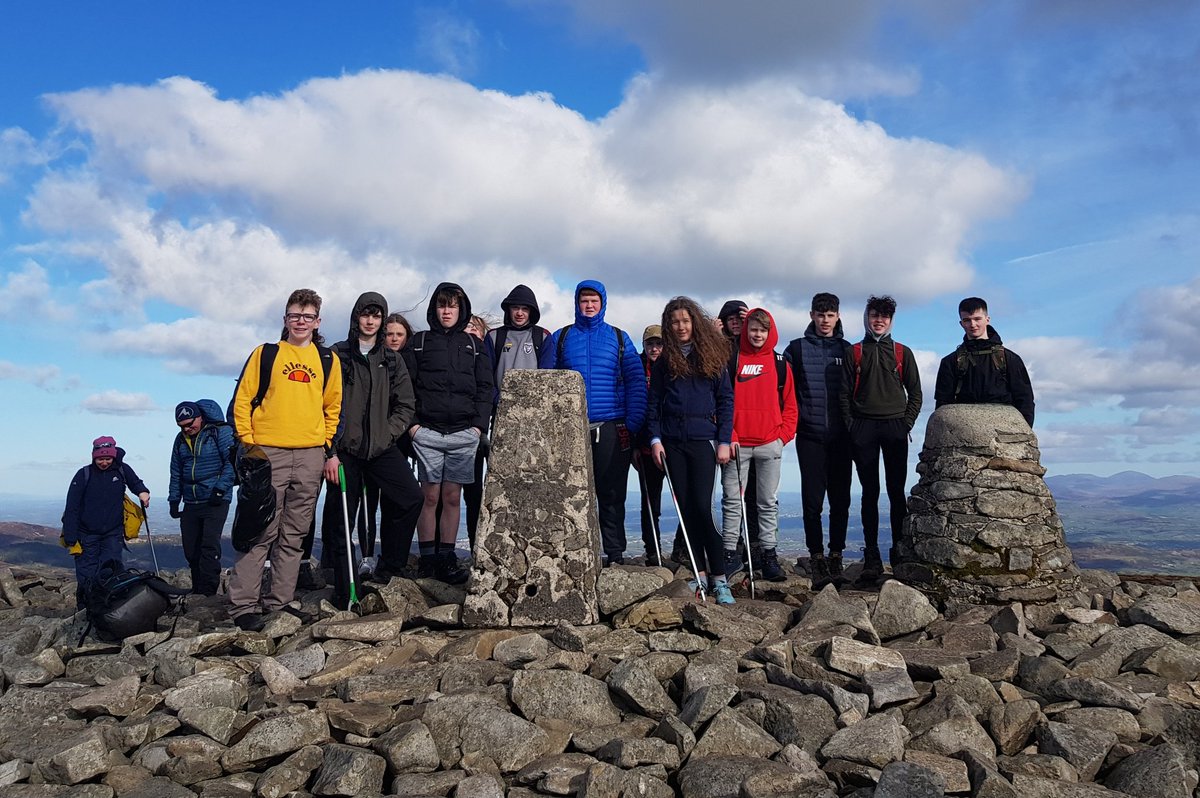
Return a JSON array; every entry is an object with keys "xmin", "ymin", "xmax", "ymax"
[
  {"xmin": 228, "ymin": 289, "xmax": 342, "ymax": 631},
  {"xmin": 168, "ymin": 400, "xmax": 236, "ymax": 596}
]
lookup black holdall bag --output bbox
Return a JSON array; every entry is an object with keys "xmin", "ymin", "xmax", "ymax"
[
  {"xmin": 231, "ymin": 446, "xmax": 276, "ymax": 553},
  {"xmin": 83, "ymin": 560, "xmax": 189, "ymax": 643}
]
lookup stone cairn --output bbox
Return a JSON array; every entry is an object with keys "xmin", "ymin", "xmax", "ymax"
[
  {"xmin": 463, "ymin": 369, "xmax": 603, "ymax": 628},
  {"xmin": 893, "ymin": 404, "xmax": 1081, "ymax": 605}
]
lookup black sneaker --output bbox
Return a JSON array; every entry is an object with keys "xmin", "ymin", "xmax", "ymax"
[
  {"xmin": 435, "ymin": 552, "xmax": 470, "ymax": 585},
  {"xmin": 233, "ymin": 613, "xmax": 267, "ymax": 632},
  {"xmin": 860, "ymin": 547, "xmax": 884, "ymax": 583},
  {"xmin": 606, "ymin": 554, "xmax": 625, "ymax": 567},
  {"xmin": 810, "ymin": 553, "xmax": 831, "ymax": 587},
  {"xmin": 828, "ymin": 552, "xmax": 844, "ymax": 582},
  {"xmin": 723, "ymin": 549, "xmax": 743, "ymax": 579},
  {"xmin": 760, "ymin": 548, "xmax": 786, "ymax": 582}
]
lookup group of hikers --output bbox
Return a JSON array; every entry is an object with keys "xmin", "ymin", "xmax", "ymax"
[{"xmin": 62, "ymin": 280, "xmax": 1035, "ymax": 627}]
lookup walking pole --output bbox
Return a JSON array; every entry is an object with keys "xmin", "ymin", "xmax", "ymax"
[
  {"xmin": 660, "ymin": 455, "xmax": 706, "ymax": 603},
  {"xmin": 735, "ymin": 454, "xmax": 756, "ymax": 600},
  {"xmin": 337, "ymin": 464, "xmax": 360, "ymax": 612},
  {"xmin": 141, "ymin": 506, "xmax": 160, "ymax": 576},
  {"xmin": 637, "ymin": 464, "xmax": 664, "ymax": 566}
]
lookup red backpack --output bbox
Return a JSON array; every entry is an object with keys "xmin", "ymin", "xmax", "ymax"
[{"xmin": 851, "ymin": 341, "xmax": 904, "ymax": 398}]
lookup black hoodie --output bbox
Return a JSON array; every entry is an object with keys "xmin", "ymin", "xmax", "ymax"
[
  {"xmin": 934, "ymin": 325, "xmax": 1035, "ymax": 426},
  {"xmin": 402, "ymin": 282, "xmax": 494, "ymax": 433},
  {"xmin": 330, "ymin": 291, "xmax": 416, "ymax": 459}
]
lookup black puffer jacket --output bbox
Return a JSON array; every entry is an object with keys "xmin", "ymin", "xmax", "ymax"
[
  {"xmin": 783, "ymin": 320, "xmax": 852, "ymax": 443},
  {"xmin": 331, "ymin": 291, "xmax": 416, "ymax": 459},
  {"xmin": 402, "ymin": 282, "xmax": 494, "ymax": 434},
  {"xmin": 934, "ymin": 325, "xmax": 1035, "ymax": 427}
]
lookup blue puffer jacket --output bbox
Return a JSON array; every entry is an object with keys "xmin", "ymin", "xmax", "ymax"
[
  {"xmin": 783, "ymin": 320, "xmax": 852, "ymax": 443},
  {"xmin": 646, "ymin": 355, "xmax": 734, "ymax": 445},
  {"xmin": 169, "ymin": 401, "xmax": 236, "ymax": 505},
  {"xmin": 539, "ymin": 279, "xmax": 647, "ymax": 434}
]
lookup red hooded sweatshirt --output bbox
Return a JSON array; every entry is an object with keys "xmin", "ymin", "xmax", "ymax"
[{"xmin": 731, "ymin": 308, "xmax": 798, "ymax": 447}]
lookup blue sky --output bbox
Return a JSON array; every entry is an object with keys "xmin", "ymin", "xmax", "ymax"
[{"xmin": 2, "ymin": 1, "xmax": 1199, "ymax": 500}]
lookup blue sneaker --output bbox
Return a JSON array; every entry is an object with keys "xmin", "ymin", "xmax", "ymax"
[{"xmin": 713, "ymin": 582, "xmax": 735, "ymax": 605}]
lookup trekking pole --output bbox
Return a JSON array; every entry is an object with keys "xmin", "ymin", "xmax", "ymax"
[
  {"xmin": 735, "ymin": 454, "xmax": 756, "ymax": 600},
  {"xmin": 142, "ymin": 506, "xmax": 161, "ymax": 576},
  {"xmin": 637, "ymin": 463, "xmax": 664, "ymax": 566},
  {"xmin": 660, "ymin": 455, "xmax": 706, "ymax": 603},
  {"xmin": 337, "ymin": 465, "xmax": 361, "ymax": 612}
]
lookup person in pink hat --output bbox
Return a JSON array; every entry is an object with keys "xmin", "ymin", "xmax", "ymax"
[{"xmin": 61, "ymin": 436, "xmax": 150, "ymax": 607}]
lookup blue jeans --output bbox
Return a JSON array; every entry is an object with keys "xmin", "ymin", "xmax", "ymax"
[{"xmin": 74, "ymin": 529, "xmax": 125, "ymax": 607}]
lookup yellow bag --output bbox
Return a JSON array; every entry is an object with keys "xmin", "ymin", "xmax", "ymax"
[{"xmin": 124, "ymin": 495, "xmax": 145, "ymax": 540}]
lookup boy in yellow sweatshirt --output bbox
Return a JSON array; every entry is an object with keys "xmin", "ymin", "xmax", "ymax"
[{"xmin": 228, "ymin": 288, "xmax": 342, "ymax": 630}]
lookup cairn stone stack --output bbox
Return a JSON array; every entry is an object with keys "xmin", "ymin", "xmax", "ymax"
[
  {"xmin": 893, "ymin": 404, "xmax": 1080, "ymax": 605},
  {"xmin": 462, "ymin": 369, "xmax": 602, "ymax": 627}
]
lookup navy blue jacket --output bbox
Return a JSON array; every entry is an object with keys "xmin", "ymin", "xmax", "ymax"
[
  {"xmin": 539, "ymin": 279, "xmax": 647, "ymax": 434},
  {"xmin": 169, "ymin": 418, "xmax": 236, "ymax": 505},
  {"xmin": 62, "ymin": 449, "xmax": 148, "ymax": 545},
  {"xmin": 646, "ymin": 355, "xmax": 734, "ymax": 445},
  {"xmin": 783, "ymin": 320, "xmax": 852, "ymax": 443}
]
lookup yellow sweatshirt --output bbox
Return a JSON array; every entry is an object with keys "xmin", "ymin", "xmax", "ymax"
[{"xmin": 232, "ymin": 341, "xmax": 343, "ymax": 449}]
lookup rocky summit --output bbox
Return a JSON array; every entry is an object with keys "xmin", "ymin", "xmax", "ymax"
[{"xmin": 1, "ymin": 560, "xmax": 1199, "ymax": 798}]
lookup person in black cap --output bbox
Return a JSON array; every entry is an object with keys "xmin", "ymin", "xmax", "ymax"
[{"xmin": 168, "ymin": 400, "xmax": 236, "ymax": 595}]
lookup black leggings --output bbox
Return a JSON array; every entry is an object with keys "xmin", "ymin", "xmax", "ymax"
[
  {"xmin": 850, "ymin": 418, "xmax": 909, "ymax": 550},
  {"xmin": 662, "ymin": 439, "xmax": 723, "ymax": 578},
  {"xmin": 797, "ymin": 435, "xmax": 852, "ymax": 554}
]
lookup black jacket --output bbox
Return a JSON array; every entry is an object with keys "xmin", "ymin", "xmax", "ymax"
[
  {"xmin": 840, "ymin": 335, "xmax": 923, "ymax": 430},
  {"xmin": 784, "ymin": 320, "xmax": 852, "ymax": 443},
  {"xmin": 934, "ymin": 325, "xmax": 1035, "ymax": 427},
  {"xmin": 331, "ymin": 291, "xmax": 417, "ymax": 459},
  {"xmin": 402, "ymin": 282, "xmax": 494, "ymax": 434},
  {"xmin": 62, "ymin": 449, "xmax": 148, "ymax": 544}
]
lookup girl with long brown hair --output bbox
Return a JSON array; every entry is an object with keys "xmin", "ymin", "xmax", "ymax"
[{"xmin": 646, "ymin": 297, "xmax": 736, "ymax": 604}]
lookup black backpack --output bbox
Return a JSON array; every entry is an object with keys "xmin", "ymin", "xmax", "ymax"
[{"xmin": 81, "ymin": 560, "xmax": 188, "ymax": 643}]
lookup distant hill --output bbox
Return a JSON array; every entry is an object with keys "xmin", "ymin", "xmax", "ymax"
[{"xmin": 1047, "ymin": 471, "xmax": 1200, "ymax": 504}]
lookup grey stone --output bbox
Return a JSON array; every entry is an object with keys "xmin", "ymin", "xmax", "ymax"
[
  {"xmin": 935, "ymin": 673, "xmax": 1002, "ymax": 714},
  {"xmin": 679, "ymin": 683, "xmax": 740, "ymax": 730},
  {"xmin": 492, "ymin": 632, "xmax": 550, "ymax": 668},
  {"xmin": 820, "ymin": 712, "xmax": 906, "ymax": 769},
  {"xmin": 875, "ymin": 761, "xmax": 946, "ymax": 798},
  {"xmin": 371, "ymin": 720, "xmax": 441, "ymax": 773},
  {"xmin": 220, "ymin": 708, "xmax": 330, "ymax": 772},
  {"xmin": 895, "ymin": 648, "xmax": 972, "ymax": 681},
  {"xmin": 987, "ymin": 700, "xmax": 1043, "ymax": 756},
  {"xmin": 909, "ymin": 713, "xmax": 997, "ymax": 763},
  {"xmin": 1158, "ymin": 709, "xmax": 1200, "ymax": 769},
  {"xmin": 598, "ymin": 736, "xmax": 680, "ymax": 769},
  {"xmin": 997, "ymin": 753, "xmax": 1080, "ymax": 782},
  {"xmin": 790, "ymin": 584, "xmax": 880, "ymax": 644},
  {"xmin": 163, "ymin": 673, "xmax": 247, "ymax": 713},
  {"xmin": 741, "ymin": 684, "xmax": 839, "ymax": 754},
  {"xmin": 176, "ymin": 706, "xmax": 251, "ymax": 746},
  {"xmin": 682, "ymin": 649, "xmax": 740, "ymax": 694},
  {"xmin": 309, "ymin": 743, "xmax": 385, "ymax": 796},
  {"xmin": 970, "ymin": 648, "xmax": 1021, "ymax": 681},
  {"xmin": 864, "ymin": 667, "xmax": 919, "ymax": 708},
  {"xmin": 68, "ymin": 674, "xmax": 140, "ymax": 717},
  {"xmin": 1017, "ymin": 654, "xmax": 1073, "ymax": 695},
  {"xmin": 455, "ymin": 773, "xmax": 506, "ymax": 798},
  {"xmin": 652, "ymin": 714, "xmax": 696, "ymax": 760},
  {"xmin": 681, "ymin": 601, "xmax": 773, "ymax": 644},
  {"xmin": 1125, "ymin": 596, "xmax": 1200, "ymax": 635},
  {"xmin": 1008, "ymin": 774, "xmax": 1129, "ymax": 797},
  {"xmin": 647, "ymin": 630, "xmax": 709, "ymax": 653},
  {"xmin": 1104, "ymin": 743, "xmax": 1190, "ymax": 798},
  {"xmin": 458, "ymin": 705, "xmax": 552, "ymax": 772},
  {"xmin": 677, "ymin": 755, "xmax": 802, "ymax": 798},
  {"xmin": 904, "ymin": 750, "xmax": 969, "ymax": 794},
  {"xmin": 872, "ymin": 580, "xmax": 941, "ymax": 640},
  {"xmin": 510, "ymin": 669, "xmax": 621, "ymax": 727},
  {"xmin": 596, "ymin": 568, "xmax": 669, "ymax": 615},
  {"xmin": 255, "ymin": 745, "xmax": 323, "ymax": 798},
  {"xmin": 464, "ymin": 370, "xmax": 602, "ymax": 627},
  {"xmin": 1035, "ymin": 721, "xmax": 1116, "ymax": 781},
  {"xmin": 39, "ymin": 729, "xmax": 111, "ymax": 785},
  {"xmin": 607, "ymin": 656, "xmax": 676, "ymax": 719},
  {"xmin": 691, "ymin": 706, "xmax": 781, "ymax": 759},
  {"xmin": 274, "ymin": 642, "xmax": 326, "ymax": 678},
  {"xmin": 1053, "ymin": 707, "xmax": 1140, "ymax": 744},
  {"xmin": 390, "ymin": 770, "xmax": 467, "ymax": 797},
  {"xmin": 514, "ymin": 753, "xmax": 599, "ymax": 793},
  {"xmin": 826, "ymin": 635, "xmax": 907, "ymax": 676},
  {"xmin": 1049, "ymin": 676, "xmax": 1144, "ymax": 712},
  {"xmin": 311, "ymin": 612, "xmax": 404, "ymax": 642},
  {"xmin": 1125, "ymin": 640, "xmax": 1200, "ymax": 681},
  {"xmin": 337, "ymin": 661, "xmax": 446, "ymax": 704},
  {"xmin": 324, "ymin": 700, "xmax": 396, "ymax": 738}
]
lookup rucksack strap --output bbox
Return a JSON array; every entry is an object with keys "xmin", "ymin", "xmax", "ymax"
[
  {"xmin": 555, "ymin": 324, "xmax": 572, "ymax": 365},
  {"xmin": 532, "ymin": 326, "xmax": 546, "ymax": 355},
  {"xmin": 492, "ymin": 328, "xmax": 508, "ymax": 380},
  {"xmin": 250, "ymin": 343, "xmax": 279, "ymax": 412},
  {"xmin": 556, "ymin": 324, "xmax": 625, "ymax": 387},
  {"xmin": 852, "ymin": 341, "xmax": 905, "ymax": 398}
]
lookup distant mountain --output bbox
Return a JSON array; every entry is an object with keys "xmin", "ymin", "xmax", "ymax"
[{"xmin": 1047, "ymin": 471, "xmax": 1200, "ymax": 504}]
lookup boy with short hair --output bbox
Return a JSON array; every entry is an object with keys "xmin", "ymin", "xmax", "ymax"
[
  {"xmin": 840, "ymin": 295, "xmax": 922, "ymax": 583},
  {"xmin": 783, "ymin": 292, "xmax": 854, "ymax": 585},
  {"xmin": 169, "ymin": 401, "xmax": 235, "ymax": 596},
  {"xmin": 403, "ymin": 282, "xmax": 494, "ymax": 583},
  {"xmin": 62, "ymin": 436, "xmax": 151, "ymax": 607},
  {"xmin": 934, "ymin": 297, "xmax": 1035, "ymax": 427},
  {"xmin": 229, "ymin": 288, "xmax": 342, "ymax": 630},
  {"xmin": 721, "ymin": 308, "xmax": 797, "ymax": 582}
]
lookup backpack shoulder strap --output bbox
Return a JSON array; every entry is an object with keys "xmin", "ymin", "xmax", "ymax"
[
  {"xmin": 317, "ymin": 345, "xmax": 334, "ymax": 391},
  {"xmin": 250, "ymin": 343, "xmax": 280, "ymax": 412},
  {"xmin": 493, "ymin": 327, "xmax": 508, "ymax": 367},
  {"xmin": 614, "ymin": 326, "xmax": 625, "ymax": 386},
  {"xmin": 532, "ymin": 326, "xmax": 546, "ymax": 355},
  {"xmin": 894, "ymin": 342, "xmax": 904, "ymax": 381},
  {"xmin": 774, "ymin": 352, "xmax": 787, "ymax": 409},
  {"xmin": 727, "ymin": 349, "xmax": 740, "ymax": 393},
  {"xmin": 852, "ymin": 342, "xmax": 863, "ymax": 397},
  {"xmin": 412, "ymin": 331, "xmax": 427, "ymax": 352},
  {"xmin": 555, "ymin": 324, "xmax": 573, "ymax": 365}
]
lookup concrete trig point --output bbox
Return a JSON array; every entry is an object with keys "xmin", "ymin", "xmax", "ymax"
[
  {"xmin": 462, "ymin": 369, "xmax": 603, "ymax": 627},
  {"xmin": 892, "ymin": 404, "xmax": 1080, "ymax": 605}
]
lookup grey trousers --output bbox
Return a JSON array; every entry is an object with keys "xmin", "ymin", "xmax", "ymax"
[{"xmin": 720, "ymin": 439, "xmax": 783, "ymax": 550}]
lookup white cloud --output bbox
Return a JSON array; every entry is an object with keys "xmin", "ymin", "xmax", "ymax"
[
  {"xmin": 0, "ymin": 261, "xmax": 72, "ymax": 321},
  {"xmin": 80, "ymin": 390, "xmax": 157, "ymax": 416},
  {"xmin": 31, "ymin": 71, "xmax": 1022, "ymax": 311},
  {"xmin": 0, "ymin": 127, "xmax": 46, "ymax": 184},
  {"xmin": 0, "ymin": 360, "xmax": 77, "ymax": 391},
  {"xmin": 416, "ymin": 8, "xmax": 483, "ymax": 77}
]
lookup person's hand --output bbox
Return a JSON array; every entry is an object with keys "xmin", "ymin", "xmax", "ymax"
[
  {"xmin": 631, "ymin": 448, "xmax": 642, "ymax": 471},
  {"xmin": 68, "ymin": 540, "xmax": 82, "ymax": 556},
  {"xmin": 324, "ymin": 455, "xmax": 341, "ymax": 484},
  {"xmin": 138, "ymin": 492, "xmax": 151, "ymax": 508},
  {"xmin": 471, "ymin": 427, "xmax": 482, "ymax": 437},
  {"xmin": 651, "ymin": 442, "xmax": 666, "ymax": 471},
  {"xmin": 169, "ymin": 502, "xmax": 182, "ymax": 519},
  {"xmin": 208, "ymin": 490, "xmax": 226, "ymax": 506},
  {"xmin": 730, "ymin": 441, "xmax": 740, "ymax": 456},
  {"xmin": 716, "ymin": 444, "xmax": 732, "ymax": 465},
  {"xmin": 409, "ymin": 424, "xmax": 421, "ymax": 437}
]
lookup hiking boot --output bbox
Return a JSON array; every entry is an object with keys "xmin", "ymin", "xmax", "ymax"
[
  {"xmin": 712, "ymin": 582, "xmax": 736, "ymax": 606},
  {"xmin": 435, "ymin": 552, "xmax": 470, "ymax": 585},
  {"xmin": 645, "ymin": 554, "xmax": 661, "ymax": 567},
  {"xmin": 295, "ymin": 560, "xmax": 320, "ymax": 591},
  {"xmin": 606, "ymin": 554, "xmax": 624, "ymax": 567},
  {"xmin": 860, "ymin": 547, "xmax": 884, "ymax": 583},
  {"xmin": 417, "ymin": 555, "xmax": 437, "ymax": 579},
  {"xmin": 723, "ymin": 549, "xmax": 743, "ymax": 579},
  {"xmin": 761, "ymin": 548, "xmax": 785, "ymax": 582},
  {"xmin": 357, "ymin": 556, "xmax": 375, "ymax": 579},
  {"xmin": 670, "ymin": 546, "xmax": 691, "ymax": 568},
  {"xmin": 809, "ymin": 553, "xmax": 831, "ymax": 586},
  {"xmin": 274, "ymin": 604, "xmax": 316, "ymax": 624},
  {"xmin": 828, "ymin": 552, "xmax": 844, "ymax": 582},
  {"xmin": 233, "ymin": 613, "xmax": 267, "ymax": 632}
]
